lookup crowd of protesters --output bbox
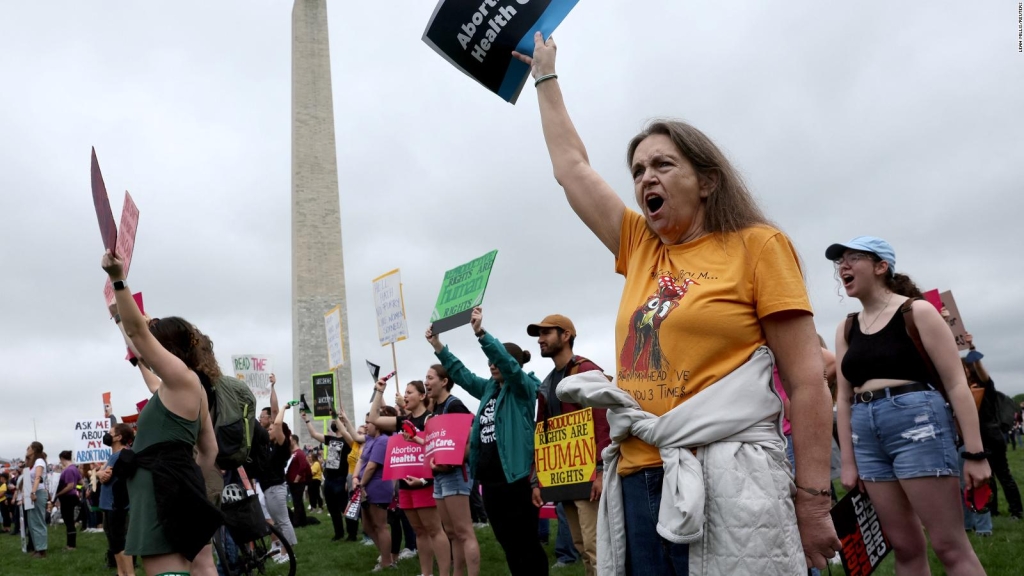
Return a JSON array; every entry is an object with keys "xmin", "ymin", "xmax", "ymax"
[{"xmin": 7, "ymin": 29, "xmax": 1024, "ymax": 576}]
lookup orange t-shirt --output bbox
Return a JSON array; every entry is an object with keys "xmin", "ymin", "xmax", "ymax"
[{"xmin": 614, "ymin": 209, "xmax": 812, "ymax": 475}]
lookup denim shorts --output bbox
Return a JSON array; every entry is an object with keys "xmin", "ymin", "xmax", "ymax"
[
  {"xmin": 851, "ymin": 389, "xmax": 959, "ymax": 481},
  {"xmin": 432, "ymin": 468, "xmax": 473, "ymax": 499}
]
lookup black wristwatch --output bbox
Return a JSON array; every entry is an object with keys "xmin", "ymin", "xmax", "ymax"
[
  {"xmin": 961, "ymin": 450, "xmax": 989, "ymax": 461},
  {"xmin": 475, "ymin": 329, "xmax": 487, "ymax": 338},
  {"xmin": 112, "ymin": 279, "xmax": 127, "ymax": 291}
]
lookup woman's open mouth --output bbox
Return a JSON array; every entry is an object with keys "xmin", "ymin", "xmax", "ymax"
[
  {"xmin": 842, "ymin": 274, "xmax": 854, "ymax": 287},
  {"xmin": 645, "ymin": 193, "xmax": 665, "ymax": 216}
]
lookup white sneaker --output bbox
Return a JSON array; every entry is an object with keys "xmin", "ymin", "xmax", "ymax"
[
  {"xmin": 472, "ymin": 522, "xmax": 488, "ymax": 529},
  {"xmin": 362, "ymin": 537, "xmax": 375, "ymax": 546},
  {"xmin": 268, "ymin": 543, "xmax": 289, "ymax": 563},
  {"xmin": 398, "ymin": 548, "xmax": 417, "ymax": 561}
]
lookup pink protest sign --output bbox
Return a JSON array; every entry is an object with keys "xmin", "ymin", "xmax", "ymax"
[
  {"xmin": 91, "ymin": 148, "xmax": 117, "ymax": 252},
  {"xmin": 939, "ymin": 291, "xmax": 969, "ymax": 351},
  {"xmin": 922, "ymin": 289, "xmax": 943, "ymax": 312},
  {"xmin": 103, "ymin": 191, "xmax": 140, "ymax": 305},
  {"xmin": 539, "ymin": 502, "xmax": 557, "ymax": 520},
  {"xmin": 424, "ymin": 414, "xmax": 474, "ymax": 467},
  {"xmin": 383, "ymin": 433, "xmax": 432, "ymax": 481}
]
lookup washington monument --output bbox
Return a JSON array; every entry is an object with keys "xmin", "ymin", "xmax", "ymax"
[{"xmin": 291, "ymin": 0, "xmax": 353, "ymax": 442}]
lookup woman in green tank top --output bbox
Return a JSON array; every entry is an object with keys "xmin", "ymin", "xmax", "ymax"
[{"xmin": 103, "ymin": 250, "xmax": 222, "ymax": 576}]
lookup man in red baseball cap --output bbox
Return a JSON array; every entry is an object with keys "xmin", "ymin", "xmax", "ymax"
[{"xmin": 527, "ymin": 314, "xmax": 610, "ymax": 576}]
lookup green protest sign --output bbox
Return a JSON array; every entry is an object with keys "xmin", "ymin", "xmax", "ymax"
[{"xmin": 430, "ymin": 250, "xmax": 498, "ymax": 333}]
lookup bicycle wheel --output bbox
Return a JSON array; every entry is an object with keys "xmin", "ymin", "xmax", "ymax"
[
  {"xmin": 213, "ymin": 527, "xmax": 237, "ymax": 576},
  {"xmin": 251, "ymin": 524, "xmax": 296, "ymax": 576}
]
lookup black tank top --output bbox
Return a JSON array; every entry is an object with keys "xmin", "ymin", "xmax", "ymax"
[{"xmin": 841, "ymin": 308, "xmax": 933, "ymax": 387}]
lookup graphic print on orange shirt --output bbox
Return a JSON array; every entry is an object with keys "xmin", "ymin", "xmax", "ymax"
[{"xmin": 619, "ymin": 275, "xmax": 699, "ymax": 374}]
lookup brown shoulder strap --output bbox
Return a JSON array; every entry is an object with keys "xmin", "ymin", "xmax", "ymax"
[
  {"xmin": 843, "ymin": 313, "xmax": 858, "ymax": 344},
  {"xmin": 901, "ymin": 298, "xmax": 949, "ymax": 403}
]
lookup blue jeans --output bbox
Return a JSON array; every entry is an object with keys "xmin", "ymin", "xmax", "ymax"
[
  {"xmin": 621, "ymin": 468, "xmax": 688, "ymax": 576},
  {"xmin": 555, "ymin": 503, "xmax": 580, "ymax": 564}
]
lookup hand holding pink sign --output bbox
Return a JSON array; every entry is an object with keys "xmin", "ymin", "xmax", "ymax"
[
  {"xmin": 424, "ymin": 413, "xmax": 474, "ymax": 467},
  {"xmin": 383, "ymin": 433, "xmax": 432, "ymax": 481}
]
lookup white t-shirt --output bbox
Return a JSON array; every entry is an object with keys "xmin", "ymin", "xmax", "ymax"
[{"xmin": 23, "ymin": 459, "xmax": 46, "ymax": 510}]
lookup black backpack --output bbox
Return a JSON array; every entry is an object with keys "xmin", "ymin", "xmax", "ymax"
[{"xmin": 995, "ymin": 391, "xmax": 1017, "ymax": 433}]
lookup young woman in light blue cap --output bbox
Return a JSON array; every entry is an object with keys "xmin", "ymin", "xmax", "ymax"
[{"xmin": 828, "ymin": 236, "xmax": 990, "ymax": 575}]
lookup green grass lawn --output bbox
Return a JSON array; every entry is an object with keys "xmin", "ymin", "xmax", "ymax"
[
  {"xmin": 0, "ymin": 510, "xmax": 587, "ymax": 575},
  {"xmin": 2, "ymin": 447, "xmax": 1021, "ymax": 575}
]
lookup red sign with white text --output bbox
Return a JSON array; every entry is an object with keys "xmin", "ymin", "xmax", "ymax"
[
  {"xmin": 383, "ymin": 432, "xmax": 432, "ymax": 481},
  {"xmin": 424, "ymin": 414, "xmax": 473, "ymax": 467}
]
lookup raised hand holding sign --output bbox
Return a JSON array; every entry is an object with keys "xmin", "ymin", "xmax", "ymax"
[{"xmin": 421, "ymin": 0, "xmax": 579, "ymax": 103}]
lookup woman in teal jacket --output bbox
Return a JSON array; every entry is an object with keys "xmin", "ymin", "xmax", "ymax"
[{"xmin": 428, "ymin": 306, "xmax": 548, "ymax": 576}]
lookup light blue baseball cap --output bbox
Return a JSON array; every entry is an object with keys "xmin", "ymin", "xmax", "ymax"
[{"xmin": 825, "ymin": 236, "xmax": 896, "ymax": 273}]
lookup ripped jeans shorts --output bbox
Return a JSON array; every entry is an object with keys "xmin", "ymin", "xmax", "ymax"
[{"xmin": 851, "ymin": 389, "xmax": 960, "ymax": 481}]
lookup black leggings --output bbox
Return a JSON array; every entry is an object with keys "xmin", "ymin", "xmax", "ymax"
[
  {"xmin": 482, "ymin": 478, "xmax": 549, "ymax": 576},
  {"xmin": 308, "ymin": 480, "xmax": 323, "ymax": 510},
  {"xmin": 988, "ymin": 443, "xmax": 1023, "ymax": 517},
  {"xmin": 0, "ymin": 500, "xmax": 12, "ymax": 529},
  {"xmin": 58, "ymin": 495, "xmax": 79, "ymax": 548},
  {"xmin": 389, "ymin": 508, "xmax": 416, "ymax": 555},
  {"xmin": 323, "ymin": 476, "xmax": 347, "ymax": 539},
  {"xmin": 288, "ymin": 482, "xmax": 308, "ymax": 527}
]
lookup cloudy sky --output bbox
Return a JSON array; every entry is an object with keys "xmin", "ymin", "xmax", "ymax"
[{"xmin": 1, "ymin": 1, "xmax": 1021, "ymax": 459}]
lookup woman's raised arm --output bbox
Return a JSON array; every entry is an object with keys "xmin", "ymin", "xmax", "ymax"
[
  {"xmin": 513, "ymin": 33, "xmax": 624, "ymax": 255},
  {"xmin": 102, "ymin": 250, "xmax": 198, "ymax": 393}
]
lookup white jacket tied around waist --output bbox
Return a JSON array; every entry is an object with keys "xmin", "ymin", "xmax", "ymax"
[{"xmin": 556, "ymin": 346, "xmax": 806, "ymax": 576}]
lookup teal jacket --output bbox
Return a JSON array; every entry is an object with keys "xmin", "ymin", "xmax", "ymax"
[{"xmin": 435, "ymin": 331, "xmax": 540, "ymax": 484}]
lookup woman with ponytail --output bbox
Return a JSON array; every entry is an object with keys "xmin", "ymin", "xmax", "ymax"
[
  {"xmin": 420, "ymin": 362, "xmax": 478, "ymax": 576},
  {"xmin": 370, "ymin": 379, "xmax": 450, "ymax": 576},
  {"xmin": 23, "ymin": 442, "xmax": 48, "ymax": 557},
  {"xmin": 427, "ymin": 307, "xmax": 548, "ymax": 576},
  {"xmin": 102, "ymin": 249, "xmax": 222, "ymax": 575},
  {"xmin": 828, "ymin": 236, "xmax": 989, "ymax": 574}
]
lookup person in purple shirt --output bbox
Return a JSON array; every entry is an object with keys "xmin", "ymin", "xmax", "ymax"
[
  {"xmin": 54, "ymin": 451, "xmax": 82, "ymax": 550},
  {"xmin": 358, "ymin": 406, "xmax": 398, "ymax": 571}
]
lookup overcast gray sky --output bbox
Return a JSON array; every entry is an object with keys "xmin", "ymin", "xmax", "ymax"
[{"xmin": 1, "ymin": 1, "xmax": 1022, "ymax": 459}]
